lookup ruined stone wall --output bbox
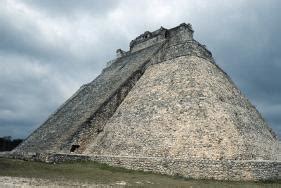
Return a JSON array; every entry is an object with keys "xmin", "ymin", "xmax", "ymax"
[
  {"xmin": 131, "ymin": 34, "xmax": 166, "ymax": 52},
  {"xmin": 3, "ymin": 152, "xmax": 280, "ymax": 181},
  {"xmin": 90, "ymin": 156, "xmax": 281, "ymax": 181},
  {"xmin": 168, "ymin": 23, "xmax": 193, "ymax": 45},
  {"xmin": 130, "ymin": 23, "xmax": 194, "ymax": 53}
]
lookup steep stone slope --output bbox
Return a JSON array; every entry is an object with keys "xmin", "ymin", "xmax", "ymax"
[
  {"xmin": 86, "ymin": 55, "xmax": 280, "ymax": 161},
  {"xmin": 15, "ymin": 43, "xmax": 164, "ymax": 153}
]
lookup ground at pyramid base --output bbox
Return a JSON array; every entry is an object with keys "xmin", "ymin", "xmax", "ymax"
[{"xmin": 9, "ymin": 23, "xmax": 281, "ymax": 181}]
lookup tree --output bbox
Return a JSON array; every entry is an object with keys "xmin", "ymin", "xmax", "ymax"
[{"xmin": 0, "ymin": 137, "xmax": 23, "ymax": 151}]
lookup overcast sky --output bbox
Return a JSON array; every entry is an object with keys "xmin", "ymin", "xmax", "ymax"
[{"xmin": 0, "ymin": 0, "xmax": 280, "ymax": 139}]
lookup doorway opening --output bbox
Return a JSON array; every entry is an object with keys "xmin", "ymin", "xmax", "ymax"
[{"xmin": 70, "ymin": 144, "xmax": 80, "ymax": 152}]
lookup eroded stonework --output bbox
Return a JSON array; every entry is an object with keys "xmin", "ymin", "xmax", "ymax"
[
  {"xmin": 12, "ymin": 23, "xmax": 281, "ymax": 181},
  {"xmin": 86, "ymin": 56, "xmax": 279, "ymax": 161}
]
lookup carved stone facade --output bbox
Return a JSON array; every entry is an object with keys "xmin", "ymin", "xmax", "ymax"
[{"xmin": 12, "ymin": 23, "xmax": 280, "ymax": 181}]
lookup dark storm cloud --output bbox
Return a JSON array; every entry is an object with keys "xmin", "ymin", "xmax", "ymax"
[
  {"xmin": 23, "ymin": 0, "xmax": 119, "ymax": 17},
  {"xmin": 0, "ymin": 18, "xmax": 68, "ymax": 62},
  {"xmin": 0, "ymin": 56, "xmax": 65, "ymax": 138},
  {"xmin": 0, "ymin": 0, "xmax": 280, "ymax": 138},
  {"xmin": 0, "ymin": 0, "xmax": 127, "ymax": 138}
]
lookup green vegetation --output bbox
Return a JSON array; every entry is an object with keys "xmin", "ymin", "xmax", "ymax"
[
  {"xmin": 0, "ymin": 137, "xmax": 23, "ymax": 151},
  {"xmin": 0, "ymin": 158, "xmax": 279, "ymax": 187}
]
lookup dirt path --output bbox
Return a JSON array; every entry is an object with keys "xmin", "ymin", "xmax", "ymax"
[{"xmin": 0, "ymin": 176, "xmax": 127, "ymax": 187}]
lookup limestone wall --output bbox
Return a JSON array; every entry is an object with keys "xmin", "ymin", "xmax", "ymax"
[
  {"xmin": 90, "ymin": 156, "xmax": 280, "ymax": 181},
  {"xmin": 4, "ymin": 152, "xmax": 280, "ymax": 181}
]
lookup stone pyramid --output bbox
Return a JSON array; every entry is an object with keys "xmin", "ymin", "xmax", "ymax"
[{"xmin": 13, "ymin": 23, "xmax": 280, "ymax": 181}]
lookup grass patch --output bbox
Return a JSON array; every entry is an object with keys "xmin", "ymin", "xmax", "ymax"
[{"xmin": 0, "ymin": 158, "xmax": 175, "ymax": 185}]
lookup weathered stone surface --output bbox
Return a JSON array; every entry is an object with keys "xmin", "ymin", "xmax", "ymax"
[
  {"xmin": 87, "ymin": 55, "xmax": 280, "ymax": 161},
  {"xmin": 89, "ymin": 155, "xmax": 281, "ymax": 181},
  {"xmin": 12, "ymin": 23, "xmax": 281, "ymax": 181},
  {"xmin": 14, "ymin": 42, "xmax": 165, "ymax": 153}
]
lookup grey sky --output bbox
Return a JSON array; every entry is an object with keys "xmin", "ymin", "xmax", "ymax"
[{"xmin": 0, "ymin": 0, "xmax": 280, "ymax": 138}]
